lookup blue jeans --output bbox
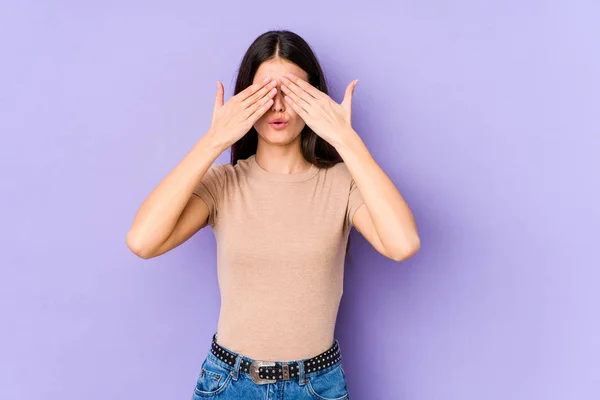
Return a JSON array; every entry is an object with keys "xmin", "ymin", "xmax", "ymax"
[{"xmin": 191, "ymin": 338, "xmax": 350, "ymax": 399}]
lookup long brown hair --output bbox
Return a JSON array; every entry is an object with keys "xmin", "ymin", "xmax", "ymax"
[
  {"xmin": 229, "ymin": 30, "xmax": 342, "ymax": 168},
  {"xmin": 229, "ymin": 30, "xmax": 355, "ymax": 261}
]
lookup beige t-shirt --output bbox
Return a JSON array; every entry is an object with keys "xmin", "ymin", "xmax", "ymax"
[{"xmin": 193, "ymin": 154, "xmax": 364, "ymax": 361}]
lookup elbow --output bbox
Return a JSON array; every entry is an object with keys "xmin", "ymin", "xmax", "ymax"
[
  {"xmin": 388, "ymin": 235, "xmax": 420, "ymax": 262},
  {"xmin": 126, "ymin": 230, "xmax": 154, "ymax": 260}
]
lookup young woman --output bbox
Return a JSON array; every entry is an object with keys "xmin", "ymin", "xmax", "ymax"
[{"xmin": 127, "ymin": 30, "xmax": 420, "ymax": 399}]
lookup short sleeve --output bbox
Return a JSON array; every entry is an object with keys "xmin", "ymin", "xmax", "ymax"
[
  {"xmin": 345, "ymin": 178, "xmax": 364, "ymax": 230},
  {"xmin": 192, "ymin": 164, "xmax": 227, "ymax": 228}
]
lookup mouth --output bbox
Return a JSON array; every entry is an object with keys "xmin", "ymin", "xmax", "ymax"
[{"xmin": 268, "ymin": 121, "xmax": 289, "ymax": 129}]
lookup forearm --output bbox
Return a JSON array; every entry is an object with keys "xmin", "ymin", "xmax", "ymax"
[
  {"xmin": 126, "ymin": 131, "xmax": 224, "ymax": 254},
  {"xmin": 336, "ymin": 129, "xmax": 420, "ymax": 255}
]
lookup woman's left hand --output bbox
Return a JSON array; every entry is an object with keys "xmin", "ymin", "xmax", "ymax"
[{"xmin": 279, "ymin": 73, "xmax": 359, "ymax": 149}]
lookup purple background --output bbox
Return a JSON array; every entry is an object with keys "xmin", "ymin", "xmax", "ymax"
[{"xmin": 1, "ymin": 1, "xmax": 599, "ymax": 399}]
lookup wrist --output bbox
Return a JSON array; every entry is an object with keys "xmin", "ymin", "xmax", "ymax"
[
  {"xmin": 334, "ymin": 128, "xmax": 363, "ymax": 156},
  {"xmin": 202, "ymin": 129, "xmax": 229, "ymax": 155}
]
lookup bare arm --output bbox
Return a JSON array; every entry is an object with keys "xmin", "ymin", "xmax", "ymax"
[
  {"xmin": 276, "ymin": 73, "xmax": 419, "ymax": 262},
  {"xmin": 338, "ymin": 131, "xmax": 420, "ymax": 262},
  {"xmin": 126, "ymin": 132, "xmax": 224, "ymax": 259},
  {"xmin": 126, "ymin": 78, "xmax": 278, "ymax": 259}
]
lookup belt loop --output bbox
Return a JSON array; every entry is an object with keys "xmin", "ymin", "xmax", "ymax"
[
  {"xmin": 232, "ymin": 355, "xmax": 242, "ymax": 381},
  {"xmin": 298, "ymin": 359, "xmax": 305, "ymax": 386}
]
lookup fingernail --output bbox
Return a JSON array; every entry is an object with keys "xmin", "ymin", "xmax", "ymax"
[{"xmin": 263, "ymin": 77, "xmax": 270, "ymax": 83}]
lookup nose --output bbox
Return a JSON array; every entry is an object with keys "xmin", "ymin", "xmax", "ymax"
[{"xmin": 271, "ymin": 82, "xmax": 285, "ymax": 112}]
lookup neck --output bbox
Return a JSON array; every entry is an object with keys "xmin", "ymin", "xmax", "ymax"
[{"xmin": 255, "ymin": 141, "xmax": 312, "ymax": 174}]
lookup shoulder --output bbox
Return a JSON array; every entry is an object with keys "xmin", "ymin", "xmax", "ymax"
[
  {"xmin": 330, "ymin": 161, "xmax": 350, "ymax": 175},
  {"xmin": 313, "ymin": 161, "xmax": 354, "ymax": 196},
  {"xmin": 203, "ymin": 162, "xmax": 230, "ymax": 180},
  {"xmin": 207, "ymin": 158, "xmax": 253, "ymax": 183},
  {"xmin": 206, "ymin": 159, "xmax": 243, "ymax": 175},
  {"xmin": 213, "ymin": 162, "xmax": 233, "ymax": 175},
  {"xmin": 322, "ymin": 161, "xmax": 353, "ymax": 182}
]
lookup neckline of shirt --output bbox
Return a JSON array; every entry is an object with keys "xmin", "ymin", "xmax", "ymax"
[{"xmin": 245, "ymin": 154, "xmax": 319, "ymax": 183}]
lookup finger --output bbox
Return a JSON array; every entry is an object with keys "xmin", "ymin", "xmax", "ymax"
[
  {"xmin": 284, "ymin": 95, "xmax": 309, "ymax": 119},
  {"xmin": 237, "ymin": 77, "xmax": 273, "ymax": 103},
  {"xmin": 280, "ymin": 76, "xmax": 315, "ymax": 106},
  {"xmin": 281, "ymin": 82, "xmax": 312, "ymax": 109},
  {"xmin": 246, "ymin": 89, "xmax": 276, "ymax": 116},
  {"xmin": 242, "ymin": 81, "xmax": 278, "ymax": 109},
  {"xmin": 248, "ymin": 97, "xmax": 275, "ymax": 123},
  {"xmin": 281, "ymin": 73, "xmax": 323, "ymax": 100},
  {"xmin": 213, "ymin": 81, "xmax": 224, "ymax": 112},
  {"xmin": 341, "ymin": 80, "xmax": 357, "ymax": 110}
]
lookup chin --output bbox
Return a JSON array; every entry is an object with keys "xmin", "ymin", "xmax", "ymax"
[
  {"xmin": 262, "ymin": 134, "xmax": 297, "ymax": 146},
  {"xmin": 256, "ymin": 126, "xmax": 302, "ymax": 145}
]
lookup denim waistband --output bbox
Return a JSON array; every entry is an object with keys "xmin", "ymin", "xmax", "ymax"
[{"xmin": 207, "ymin": 332, "xmax": 344, "ymax": 383}]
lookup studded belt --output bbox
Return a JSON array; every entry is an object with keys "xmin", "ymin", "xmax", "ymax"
[{"xmin": 209, "ymin": 332, "xmax": 342, "ymax": 385}]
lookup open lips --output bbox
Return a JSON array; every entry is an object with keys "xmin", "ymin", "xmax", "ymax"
[{"xmin": 268, "ymin": 118, "xmax": 288, "ymax": 129}]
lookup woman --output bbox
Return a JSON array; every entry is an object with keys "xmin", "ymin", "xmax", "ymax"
[{"xmin": 126, "ymin": 30, "xmax": 420, "ymax": 399}]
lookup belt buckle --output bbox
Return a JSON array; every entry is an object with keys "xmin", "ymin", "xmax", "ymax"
[{"xmin": 249, "ymin": 360, "xmax": 277, "ymax": 385}]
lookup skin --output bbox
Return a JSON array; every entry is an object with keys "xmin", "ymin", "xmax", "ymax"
[
  {"xmin": 127, "ymin": 58, "xmax": 420, "ymax": 262},
  {"xmin": 251, "ymin": 58, "xmax": 313, "ymax": 174},
  {"xmin": 278, "ymin": 72, "xmax": 421, "ymax": 261}
]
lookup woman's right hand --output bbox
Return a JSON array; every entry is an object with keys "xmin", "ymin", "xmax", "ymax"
[{"xmin": 208, "ymin": 77, "xmax": 278, "ymax": 150}]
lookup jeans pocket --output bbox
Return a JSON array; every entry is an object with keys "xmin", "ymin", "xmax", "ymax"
[
  {"xmin": 192, "ymin": 355, "xmax": 233, "ymax": 398},
  {"xmin": 304, "ymin": 363, "xmax": 349, "ymax": 400}
]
